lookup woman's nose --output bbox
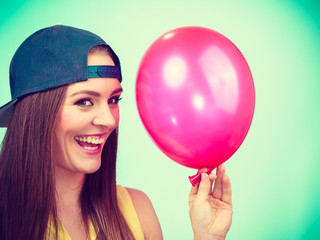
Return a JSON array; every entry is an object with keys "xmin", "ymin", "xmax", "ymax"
[{"xmin": 92, "ymin": 105, "xmax": 118, "ymax": 129}]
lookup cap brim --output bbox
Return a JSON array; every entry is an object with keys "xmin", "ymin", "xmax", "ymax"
[{"xmin": 0, "ymin": 99, "xmax": 17, "ymax": 127}]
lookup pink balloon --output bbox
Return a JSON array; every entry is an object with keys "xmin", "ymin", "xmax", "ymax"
[{"xmin": 136, "ymin": 27, "xmax": 255, "ymax": 172}]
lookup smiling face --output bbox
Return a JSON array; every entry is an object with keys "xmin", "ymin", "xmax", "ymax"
[{"xmin": 53, "ymin": 51, "xmax": 122, "ymax": 176}]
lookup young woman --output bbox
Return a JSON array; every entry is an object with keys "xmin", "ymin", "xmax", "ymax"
[{"xmin": 0, "ymin": 25, "xmax": 233, "ymax": 240}]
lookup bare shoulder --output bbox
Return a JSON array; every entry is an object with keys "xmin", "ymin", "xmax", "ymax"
[
  {"xmin": 125, "ymin": 187, "xmax": 163, "ymax": 240},
  {"xmin": 125, "ymin": 187, "xmax": 150, "ymax": 204}
]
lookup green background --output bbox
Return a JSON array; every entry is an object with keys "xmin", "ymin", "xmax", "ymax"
[{"xmin": 1, "ymin": 0, "xmax": 319, "ymax": 239}]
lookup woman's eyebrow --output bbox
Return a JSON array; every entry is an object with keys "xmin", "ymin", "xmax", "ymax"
[
  {"xmin": 69, "ymin": 87, "xmax": 123, "ymax": 97},
  {"xmin": 111, "ymin": 87, "xmax": 123, "ymax": 95},
  {"xmin": 69, "ymin": 90, "xmax": 100, "ymax": 97}
]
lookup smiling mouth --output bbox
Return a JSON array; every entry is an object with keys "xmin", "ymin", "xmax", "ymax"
[{"xmin": 74, "ymin": 136, "xmax": 105, "ymax": 151}]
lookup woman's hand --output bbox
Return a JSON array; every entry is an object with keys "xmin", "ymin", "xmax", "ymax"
[{"xmin": 189, "ymin": 165, "xmax": 233, "ymax": 240}]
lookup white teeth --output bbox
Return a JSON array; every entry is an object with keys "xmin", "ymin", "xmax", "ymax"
[
  {"xmin": 83, "ymin": 145, "xmax": 99, "ymax": 150},
  {"xmin": 75, "ymin": 136, "xmax": 105, "ymax": 144}
]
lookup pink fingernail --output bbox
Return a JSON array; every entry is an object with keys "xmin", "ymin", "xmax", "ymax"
[{"xmin": 201, "ymin": 173, "xmax": 205, "ymax": 182}]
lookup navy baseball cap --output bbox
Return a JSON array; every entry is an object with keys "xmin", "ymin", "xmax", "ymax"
[{"xmin": 0, "ymin": 25, "xmax": 122, "ymax": 127}]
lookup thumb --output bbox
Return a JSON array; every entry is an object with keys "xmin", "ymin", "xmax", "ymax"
[{"xmin": 195, "ymin": 173, "xmax": 210, "ymax": 203}]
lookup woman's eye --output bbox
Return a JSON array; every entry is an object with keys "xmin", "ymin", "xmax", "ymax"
[
  {"xmin": 108, "ymin": 96, "xmax": 122, "ymax": 105},
  {"xmin": 75, "ymin": 98, "xmax": 93, "ymax": 107}
]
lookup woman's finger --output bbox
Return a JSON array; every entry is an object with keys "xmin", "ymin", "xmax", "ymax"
[
  {"xmin": 212, "ymin": 165, "xmax": 226, "ymax": 199},
  {"xmin": 209, "ymin": 173, "xmax": 217, "ymax": 192},
  {"xmin": 189, "ymin": 181, "xmax": 200, "ymax": 196},
  {"xmin": 195, "ymin": 173, "xmax": 211, "ymax": 203},
  {"xmin": 189, "ymin": 168, "xmax": 208, "ymax": 196},
  {"xmin": 221, "ymin": 175, "xmax": 232, "ymax": 205}
]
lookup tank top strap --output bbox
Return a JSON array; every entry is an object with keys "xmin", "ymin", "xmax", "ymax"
[{"xmin": 117, "ymin": 185, "xmax": 145, "ymax": 239}]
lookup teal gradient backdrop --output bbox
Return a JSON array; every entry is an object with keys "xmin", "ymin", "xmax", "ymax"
[{"xmin": 1, "ymin": 1, "xmax": 319, "ymax": 239}]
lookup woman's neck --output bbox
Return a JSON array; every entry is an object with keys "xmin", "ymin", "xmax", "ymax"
[
  {"xmin": 54, "ymin": 167, "xmax": 89, "ymax": 240},
  {"xmin": 55, "ymin": 166, "xmax": 86, "ymax": 209}
]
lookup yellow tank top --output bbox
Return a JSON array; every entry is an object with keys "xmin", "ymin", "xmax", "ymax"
[{"xmin": 46, "ymin": 185, "xmax": 145, "ymax": 239}]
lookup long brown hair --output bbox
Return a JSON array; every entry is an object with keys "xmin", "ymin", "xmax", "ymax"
[
  {"xmin": 0, "ymin": 46, "xmax": 135, "ymax": 239},
  {"xmin": 0, "ymin": 87, "xmax": 66, "ymax": 240}
]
